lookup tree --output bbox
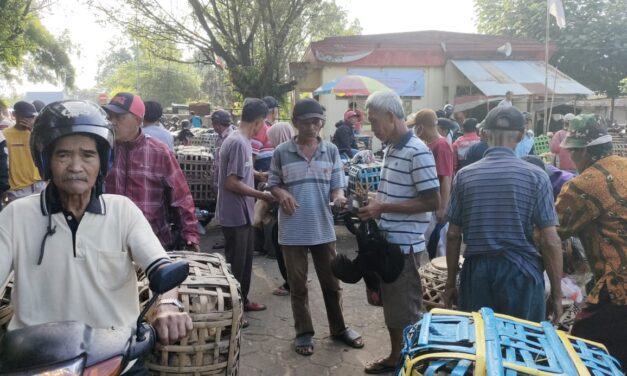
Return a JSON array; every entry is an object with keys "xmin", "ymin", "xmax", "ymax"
[
  {"xmin": 96, "ymin": 42, "xmax": 203, "ymax": 106},
  {"xmin": 474, "ymin": 0, "xmax": 627, "ymax": 102},
  {"xmin": 90, "ymin": 0, "xmax": 361, "ymax": 99},
  {"xmin": 0, "ymin": 0, "xmax": 75, "ymax": 87}
]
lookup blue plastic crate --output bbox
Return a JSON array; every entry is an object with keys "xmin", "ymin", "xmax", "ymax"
[
  {"xmin": 348, "ymin": 163, "xmax": 382, "ymax": 195},
  {"xmin": 399, "ymin": 308, "xmax": 623, "ymax": 376}
]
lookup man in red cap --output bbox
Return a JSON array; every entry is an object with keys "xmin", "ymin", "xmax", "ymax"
[{"xmin": 103, "ymin": 92, "xmax": 200, "ymax": 251}]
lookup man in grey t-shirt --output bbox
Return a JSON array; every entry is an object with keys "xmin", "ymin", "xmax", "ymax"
[{"xmin": 217, "ymin": 98, "xmax": 274, "ymax": 320}]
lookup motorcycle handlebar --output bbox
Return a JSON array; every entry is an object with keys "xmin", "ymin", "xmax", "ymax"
[{"xmin": 127, "ymin": 322, "xmax": 156, "ymax": 361}]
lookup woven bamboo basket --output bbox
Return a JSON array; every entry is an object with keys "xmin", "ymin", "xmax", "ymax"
[
  {"xmin": 0, "ymin": 273, "xmax": 14, "ymax": 335},
  {"xmin": 419, "ymin": 257, "xmax": 462, "ymax": 310},
  {"xmin": 612, "ymin": 136, "xmax": 626, "ymax": 157},
  {"xmin": 140, "ymin": 252, "xmax": 242, "ymax": 376}
]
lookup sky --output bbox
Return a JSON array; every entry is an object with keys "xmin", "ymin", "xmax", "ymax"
[{"xmin": 23, "ymin": 0, "xmax": 477, "ymax": 92}]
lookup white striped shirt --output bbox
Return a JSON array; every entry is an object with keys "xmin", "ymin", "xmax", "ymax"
[{"xmin": 377, "ymin": 132, "xmax": 439, "ymax": 253}]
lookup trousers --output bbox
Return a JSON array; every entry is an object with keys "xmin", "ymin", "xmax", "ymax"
[{"xmin": 282, "ymin": 242, "xmax": 346, "ymax": 337}]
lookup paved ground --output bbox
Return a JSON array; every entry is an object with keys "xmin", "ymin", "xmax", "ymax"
[{"xmin": 199, "ymin": 223, "xmax": 396, "ymax": 376}]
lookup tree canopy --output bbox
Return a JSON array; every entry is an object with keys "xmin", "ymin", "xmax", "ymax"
[
  {"xmin": 92, "ymin": 0, "xmax": 361, "ymax": 99},
  {"xmin": 474, "ymin": 0, "xmax": 627, "ymax": 98},
  {"xmin": 95, "ymin": 41, "xmax": 203, "ymax": 106},
  {"xmin": 0, "ymin": 0, "xmax": 75, "ymax": 87}
]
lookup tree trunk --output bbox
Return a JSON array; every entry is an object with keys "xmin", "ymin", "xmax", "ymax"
[{"xmin": 609, "ymin": 96, "xmax": 615, "ymax": 124}]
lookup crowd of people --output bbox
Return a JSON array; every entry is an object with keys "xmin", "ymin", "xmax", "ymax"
[{"xmin": 0, "ymin": 89, "xmax": 624, "ymax": 374}]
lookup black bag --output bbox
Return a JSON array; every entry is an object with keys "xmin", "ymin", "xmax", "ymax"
[{"xmin": 331, "ymin": 218, "xmax": 405, "ymax": 291}]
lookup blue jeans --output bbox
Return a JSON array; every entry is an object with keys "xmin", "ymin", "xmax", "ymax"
[{"xmin": 459, "ymin": 255, "xmax": 545, "ymax": 322}]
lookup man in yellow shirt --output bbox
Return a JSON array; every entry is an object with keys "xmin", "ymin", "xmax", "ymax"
[{"xmin": 2, "ymin": 101, "xmax": 45, "ymax": 201}]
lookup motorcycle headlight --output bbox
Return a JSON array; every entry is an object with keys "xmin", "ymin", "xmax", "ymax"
[{"xmin": 29, "ymin": 357, "xmax": 85, "ymax": 376}]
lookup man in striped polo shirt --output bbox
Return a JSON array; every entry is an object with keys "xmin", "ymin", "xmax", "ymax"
[
  {"xmin": 443, "ymin": 106, "xmax": 563, "ymax": 324},
  {"xmin": 358, "ymin": 92, "xmax": 440, "ymax": 374},
  {"xmin": 268, "ymin": 98, "xmax": 363, "ymax": 356}
]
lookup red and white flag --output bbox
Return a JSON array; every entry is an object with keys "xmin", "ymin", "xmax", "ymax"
[{"xmin": 549, "ymin": 0, "xmax": 566, "ymax": 29}]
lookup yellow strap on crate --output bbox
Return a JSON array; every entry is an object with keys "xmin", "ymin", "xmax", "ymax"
[
  {"xmin": 401, "ymin": 353, "xmax": 477, "ymax": 376},
  {"xmin": 557, "ymin": 331, "xmax": 591, "ymax": 376},
  {"xmin": 472, "ymin": 311, "xmax": 486, "ymax": 375}
]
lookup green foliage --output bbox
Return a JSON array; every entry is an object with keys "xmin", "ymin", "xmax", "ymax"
[
  {"xmin": 96, "ymin": 43, "xmax": 203, "ymax": 106},
  {"xmin": 0, "ymin": 0, "xmax": 75, "ymax": 87},
  {"xmin": 92, "ymin": 0, "xmax": 361, "ymax": 99},
  {"xmin": 474, "ymin": 0, "xmax": 627, "ymax": 98}
]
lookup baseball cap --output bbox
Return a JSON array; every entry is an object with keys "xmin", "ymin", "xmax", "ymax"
[
  {"xmin": 345, "ymin": 110, "xmax": 358, "ymax": 119},
  {"xmin": 483, "ymin": 106, "xmax": 525, "ymax": 132},
  {"xmin": 560, "ymin": 114, "xmax": 611, "ymax": 149},
  {"xmin": 211, "ymin": 110, "xmax": 232, "ymax": 125},
  {"xmin": 13, "ymin": 101, "xmax": 38, "ymax": 117},
  {"xmin": 292, "ymin": 98, "xmax": 325, "ymax": 121},
  {"xmin": 262, "ymin": 96, "xmax": 280, "ymax": 109},
  {"xmin": 102, "ymin": 92, "xmax": 145, "ymax": 119}
]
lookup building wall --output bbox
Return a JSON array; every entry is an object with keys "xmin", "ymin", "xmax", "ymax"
[{"xmin": 298, "ymin": 62, "xmax": 542, "ymax": 151}]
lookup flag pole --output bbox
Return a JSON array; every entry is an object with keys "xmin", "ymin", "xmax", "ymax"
[{"xmin": 543, "ymin": 0, "xmax": 551, "ymax": 134}]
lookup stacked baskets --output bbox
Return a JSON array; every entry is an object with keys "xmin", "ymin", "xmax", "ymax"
[
  {"xmin": 176, "ymin": 146, "xmax": 215, "ymax": 208},
  {"xmin": 612, "ymin": 135, "xmax": 627, "ymax": 157}
]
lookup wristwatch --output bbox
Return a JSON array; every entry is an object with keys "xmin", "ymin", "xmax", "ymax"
[{"xmin": 157, "ymin": 298, "xmax": 184, "ymax": 312}]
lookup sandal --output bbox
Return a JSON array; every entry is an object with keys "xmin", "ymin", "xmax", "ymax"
[
  {"xmin": 332, "ymin": 327, "xmax": 364, "ymax": 348},
  {"xmin": 294, "ymin": 334, "xmax": 314, "ymax": 356},
  {"xmin": 364, "ymin": 358, "xmax": 396, "ymax": 374},
  {"xmin": 272, "ymin": 285, "xmax": 290, "ymax": 296}
]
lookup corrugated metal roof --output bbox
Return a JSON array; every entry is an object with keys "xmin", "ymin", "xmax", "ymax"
[{"xmin": 451, "ymin": 60, "xmax": 593, "ymax": 97}]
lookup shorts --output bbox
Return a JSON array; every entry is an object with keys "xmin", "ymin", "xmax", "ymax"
[{"xmin": 380, "ymin": 250, "xmax": 429, "ymax": 329}]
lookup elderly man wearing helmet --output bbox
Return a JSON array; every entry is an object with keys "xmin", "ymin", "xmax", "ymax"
[
  {"xmin": 0, "ymin": 101, "xmax": 192, "ymax": 374},
  {"xmin": 555, "ymin": 114, "xmax": 627, "ymax": 367}
]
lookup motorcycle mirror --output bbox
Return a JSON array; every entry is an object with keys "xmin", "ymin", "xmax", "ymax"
[{"xmin": 149, "ymin": 261, "xmax": 189, "ymax": 294}]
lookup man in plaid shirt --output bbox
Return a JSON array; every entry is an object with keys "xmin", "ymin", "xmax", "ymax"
[{"xmin": 104, "ymin": 92, "xmax": 199, "ymax": 250}]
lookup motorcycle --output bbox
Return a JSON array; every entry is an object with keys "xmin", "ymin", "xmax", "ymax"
[{"xmin": 0, "ymin": 261, "xmax": 189, "ymax": 375}]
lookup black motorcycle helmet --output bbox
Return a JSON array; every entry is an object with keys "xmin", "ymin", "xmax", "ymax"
[{"xmin": 31, "ymin": 100, "xmax": 114, "ymax": 181}]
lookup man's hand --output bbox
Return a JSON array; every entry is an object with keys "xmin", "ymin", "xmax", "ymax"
[
  {"xmin": 152, "ymin": 305, "xmax": 193, "ymax": 346},
  {"xmin": 333, "ymin": 195, "xmax": 347, "ymax": 209},
  {"xmin": 358, "ymin": 194, "xmax": 383, "ymax": 220},
  {"xmin": 442, "ymin": 285, "xmax": 458, "ymax": 309},
  {"xmin": 435, "ymin": 207, "xmax": 447, "ymax": 224},
  {"xmin": 254, "ymin": 171, "xmax": 269, "ymax": 183},
  {"xmin": 276, "ymin": 190, "xmax": 299, "ymax": 215},
  {"xmin": 547, "ymin": 295, "xmax": 563, "ymax": 325},
  {"xmin": 258, "ymin": 191, "xmax": 276, "ymax": 203}
]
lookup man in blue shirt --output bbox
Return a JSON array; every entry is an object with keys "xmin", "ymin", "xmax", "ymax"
[
  {"xmin": 190, "ymin": 111, "xmax": 202, "ymax": 128},
  {"xmin": 443, "ymin": 106, "xmax": 563, "ymax": 323}
]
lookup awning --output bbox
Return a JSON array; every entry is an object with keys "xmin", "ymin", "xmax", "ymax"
[{"xmin": 451, "ymin": 60, "xmax": 593, "ymax": 97}]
